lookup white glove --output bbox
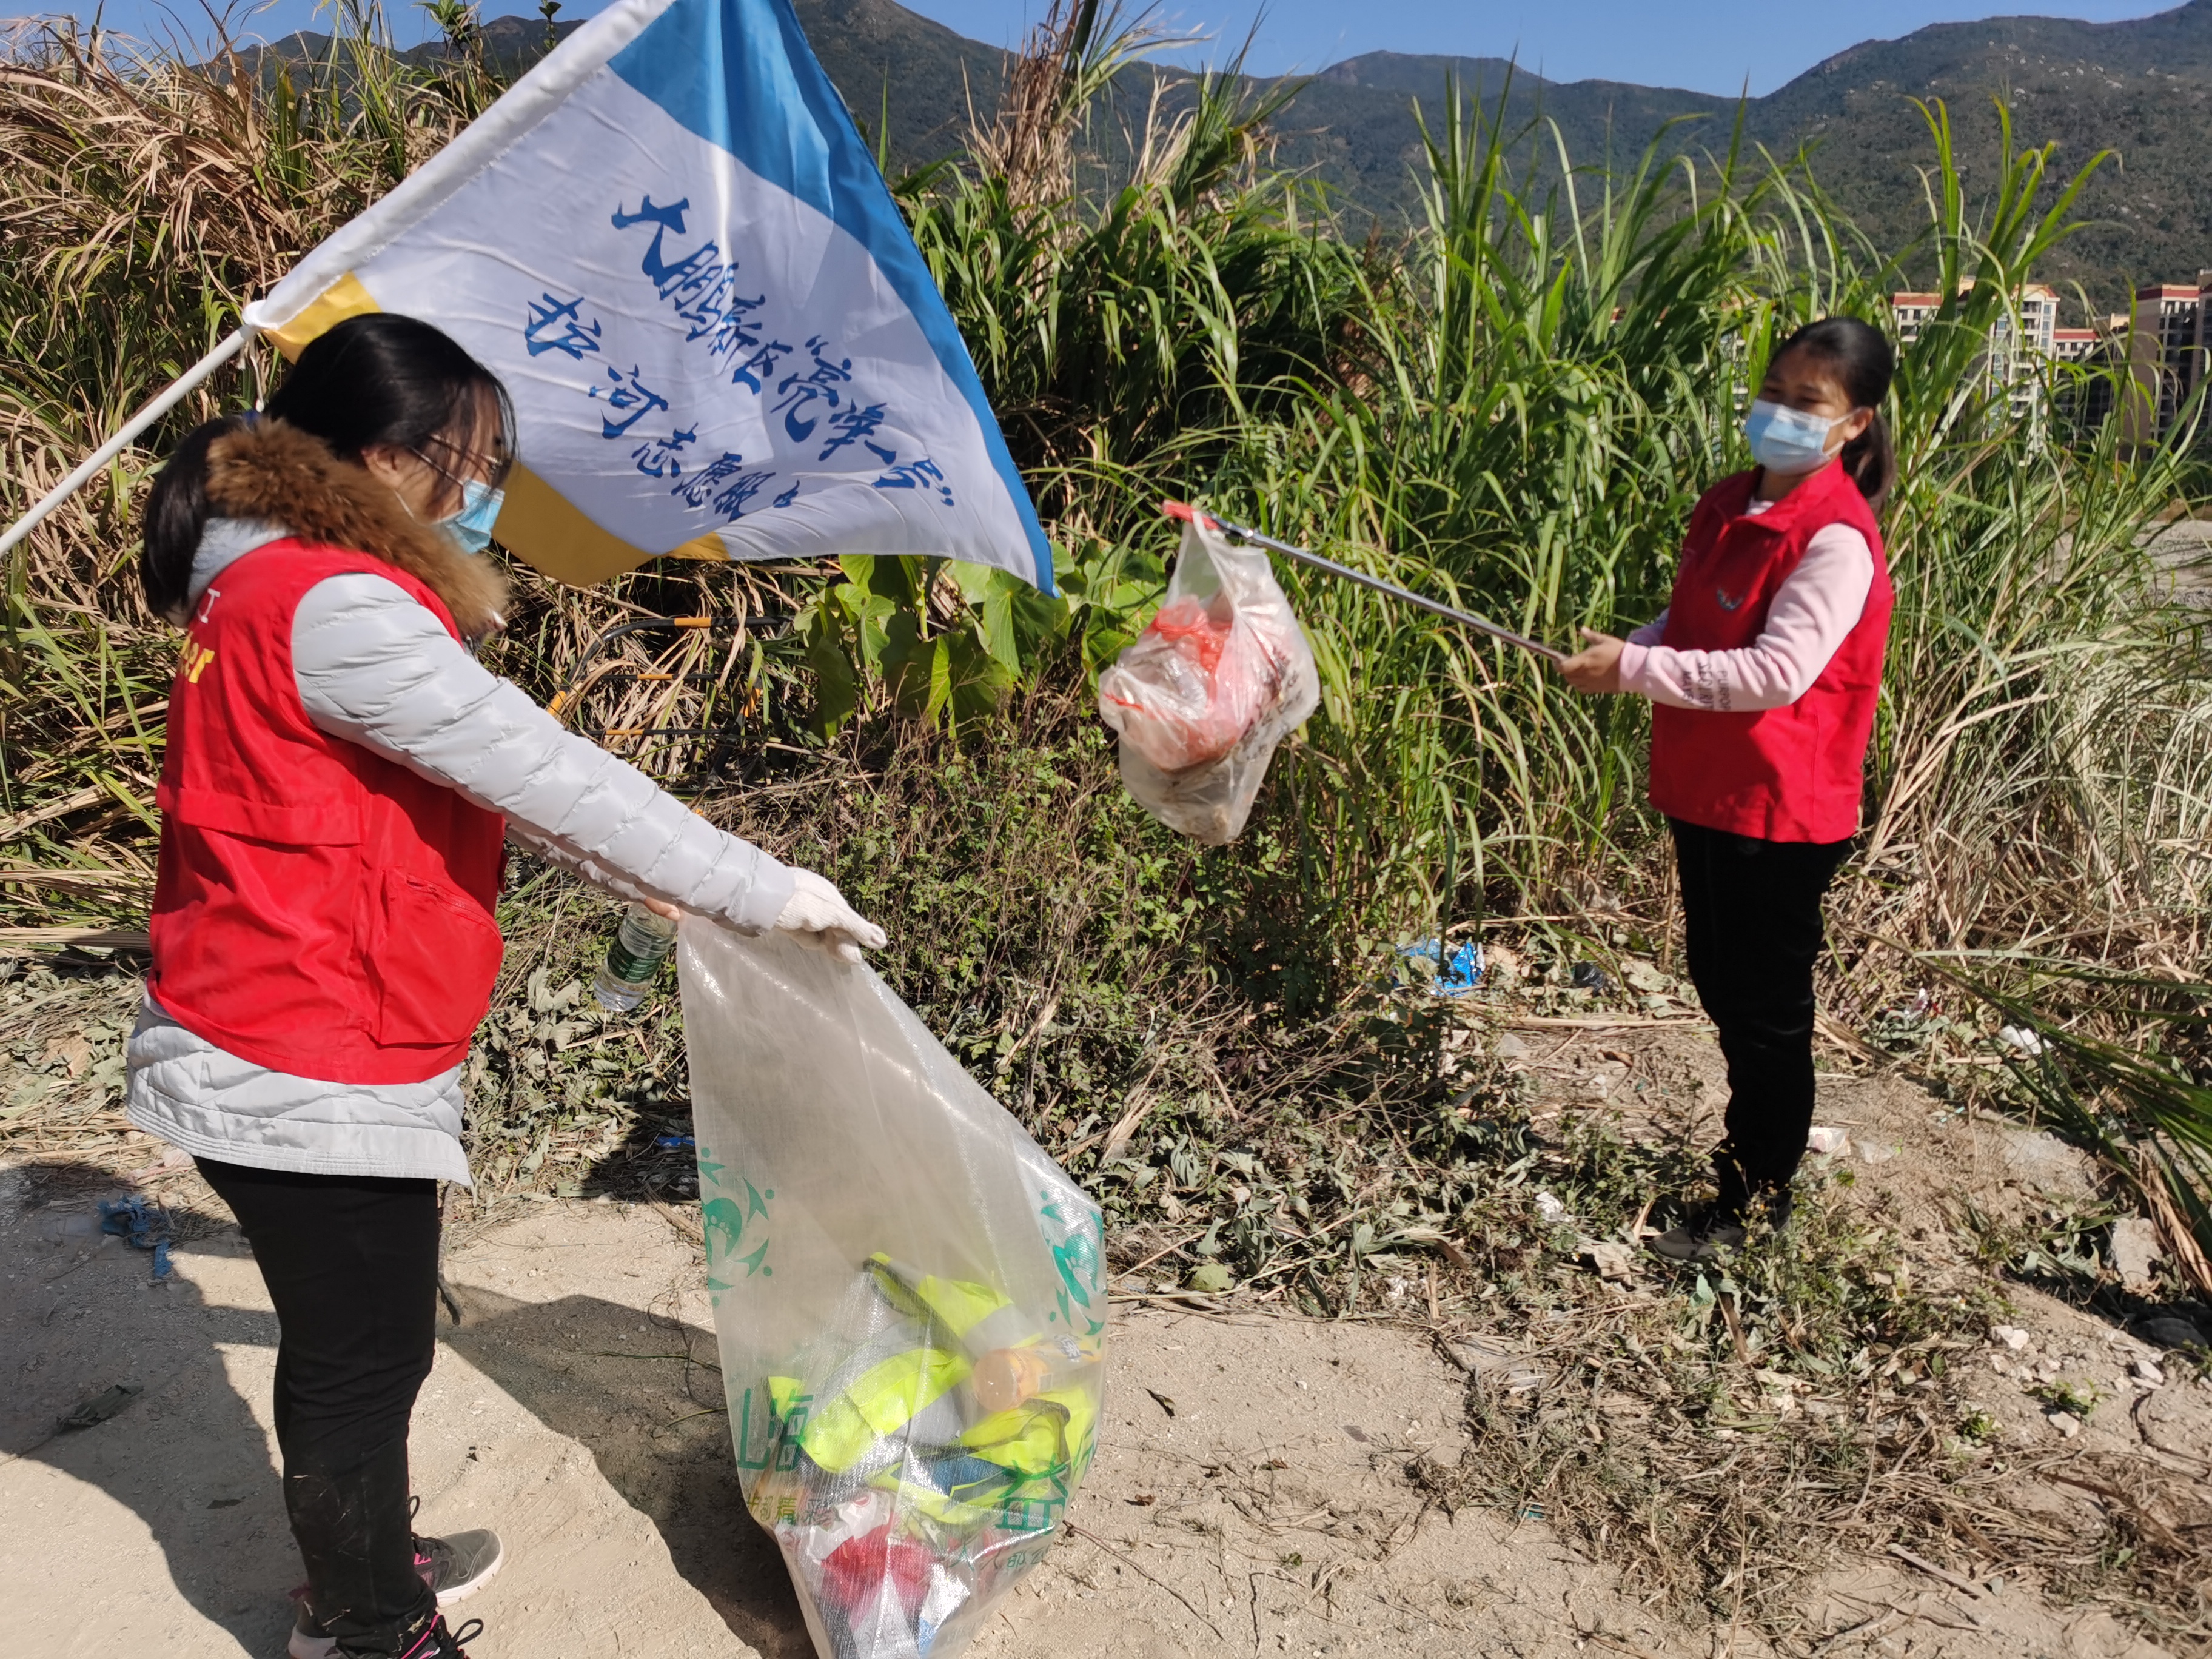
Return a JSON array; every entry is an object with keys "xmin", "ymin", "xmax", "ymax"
[{"xmin": 774, "ymin": 868, "xmax": 886, "ymax": 965}]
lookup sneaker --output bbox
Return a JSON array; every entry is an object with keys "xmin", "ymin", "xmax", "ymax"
[
  {"xmin": 395, "ymin": 1615, "xmax": 483, "ymax": 1659},
  {"xmin": 415, "ymin": 1530, "xmax": 505, "ymax": 1605},
  {"xmin": 1646, "ymin": 1219, "xmax": 1746, "ymax": 1263},
  {"xmin": 289, "ymin": 1530, "xmax": 504, "ymax": 1659},
  {"xmin": 1646, "ymin": 1189, "xmax": 1794, "ymax": 1264},
  {"xmin": 293, "ymin": 1610, "xmax": 482, "ymax": 1659}
]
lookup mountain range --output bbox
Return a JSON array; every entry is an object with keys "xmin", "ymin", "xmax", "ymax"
[{"xmin": 245, "ymin": 0, "xmax": 2212, "ymax": 312}]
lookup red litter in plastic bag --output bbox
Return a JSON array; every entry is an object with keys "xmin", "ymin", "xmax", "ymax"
[
  {"xmin": 1098, "ymin": 513, "xmax": 1319, "ymax": 842},
  {"xmin": 822, "ymin": 1524, "xmax": 934, "ymax": 1615},
  {"xmin": 1147, "ymin": 595, "xmax": 1229, "ymax": 672},
  {"xmin": 1099, "ymin": 589, "xmax": 1287, "ymax": 772}
]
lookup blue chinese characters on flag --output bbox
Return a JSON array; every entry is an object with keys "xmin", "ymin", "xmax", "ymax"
[{"xmin": 243, "ymin": 0, "xmax": 1052, "ymax": 592}]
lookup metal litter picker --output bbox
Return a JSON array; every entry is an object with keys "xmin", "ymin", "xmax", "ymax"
[
  {"xmin": 1098, "ymin": 503, "xmax": 1563, "ymax": 845},
  {"xmin": 1161, "ymin": 502, "xmax": 1565, "ymax": 663}
]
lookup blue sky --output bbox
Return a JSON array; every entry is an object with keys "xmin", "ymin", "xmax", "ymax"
[{"xmin": 45, "ymin": 0, "xmax": 2171, "ymax": 96}]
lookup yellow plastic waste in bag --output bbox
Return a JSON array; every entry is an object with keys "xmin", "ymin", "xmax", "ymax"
[
  {"xmin": 680, "ymin": 925, "xmax": 1109, "ymax": 1659},
  {"xmin": 802, "ymin": 1346, "xmax": 971, "ymax": 1475}
]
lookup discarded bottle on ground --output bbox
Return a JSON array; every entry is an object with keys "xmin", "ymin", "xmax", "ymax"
[{"xmin": 593, "ymin": 903, "xmax": 679, "ymax": 1013}]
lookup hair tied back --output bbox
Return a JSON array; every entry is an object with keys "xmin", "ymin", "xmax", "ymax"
[{"xmin": 1772, "ymin": 315, "xmax": 1897, "ymax": 514}]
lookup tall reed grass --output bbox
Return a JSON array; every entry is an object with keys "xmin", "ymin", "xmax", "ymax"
[
  {"xmin": 1, "ymin": 6, "xmax": 2207, "ymax": 1267},
  {"xmin": 0, "ymin": 13, "xmax": 478, "ymax": 866}
]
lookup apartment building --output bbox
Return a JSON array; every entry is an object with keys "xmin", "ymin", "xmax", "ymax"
[
  {"xmin": 1891, "ymin": 292, "xmax": 1941, "ymax": 342},
  {"xmin": 1883, "ymin": 280, "xmax": 2212, "ymax": 442},
  {"xmin": 2121, "ymin": 277, "xmax": 2212, "ymax": 444},
  {"xmin": 1888, "ymin": 283, "xmax": 2060, "ymax": 423},
  {"xmin": 2053, "ymin": 324, "xmax": 2117, "ymax": 429}
]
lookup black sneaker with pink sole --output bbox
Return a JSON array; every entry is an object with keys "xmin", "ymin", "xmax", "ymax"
[{"xmin": 288, "ymin": 1526, "xmax": 504, "ymax": 1659}]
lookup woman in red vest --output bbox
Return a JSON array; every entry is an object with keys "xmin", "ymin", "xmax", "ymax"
[
  {"xmin": 127, "ymin": 315, "xmax": 883, "ymax": 1659},
  {"xmin": 1560, "ymin": 317, "xmax": 1896, "ymax": 1263}
]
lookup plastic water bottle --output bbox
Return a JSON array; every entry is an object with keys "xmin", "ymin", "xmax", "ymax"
[{"xmin": 593, "ymin": 903, "xmax": 679, "ymax": 1013}]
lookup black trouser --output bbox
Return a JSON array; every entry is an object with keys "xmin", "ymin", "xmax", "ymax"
[
  {"xmin": 196, "ymin": 1158, "xmax": 441, "ymax": 1657},
  {"xmin": 1669, "ymin": 820, "xmax": 1852, "ymax": 1217}
]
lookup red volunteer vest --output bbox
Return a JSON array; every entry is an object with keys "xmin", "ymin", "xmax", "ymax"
[
  {"xmin": 149, "ymin": 540, "xmax": 507, "ymax": 1084},
  {"xmin": 1647, "ymin": 460, "xmax": 1893, "ymax": 844}
]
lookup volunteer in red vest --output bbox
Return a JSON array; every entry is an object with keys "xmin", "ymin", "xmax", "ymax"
[
  {"xmin": 1559, "ymin": 316, "xmax": 1895, "ymax": 1264},
  {"xmin": 127, "ymin": 314, "xmax": 885, "ymax": 1659}
]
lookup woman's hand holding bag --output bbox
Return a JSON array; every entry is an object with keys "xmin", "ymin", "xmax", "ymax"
[
  {"xmin": 643, "ymin": 870, "xmax": 884, "ymax": 963},
  {"xmin": 771, "ymin": 869, "xmax": 885, "ymax": 964}
]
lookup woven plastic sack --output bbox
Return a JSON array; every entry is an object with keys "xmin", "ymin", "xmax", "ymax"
[
  {"xmin": 679, "ymin": 923, "xmax": 1107, "ymax": 1659},
  {"xmin": 1098, "ymin": 516, "xmax": 1319, "ymax": 845}
]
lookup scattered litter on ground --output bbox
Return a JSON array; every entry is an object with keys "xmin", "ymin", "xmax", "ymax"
[
  {"xmin": 2109, "ymin": 1218, "xmax": 2163, "ymax": 1293},
  {"xmin": 1396, "ymin": 937, "xmax": 1485, "ymax": 996},
  {"xmin": 10, "ymin": 926, "xmax": 2212, "ymax": 1652},
  {"xmin": 1576, "ymin": 1238, "xmax": 1635, "ymax": 1281},
  {"xmin": 98, "ymin": 1193, "xmax": 172, "ymax": 1279},
  {"xmin": 58, "ymin": 1381, "xmax": 142, "ymax": 1430},
  {"xmin": 1439, "ymin": 1334, "xmax": 1547, "ymax": 1396}
]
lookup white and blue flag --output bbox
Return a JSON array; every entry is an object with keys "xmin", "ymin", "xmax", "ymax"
[{"xmin": 245, "ymin": 0, "xmax": 1052, "ymax": 592}]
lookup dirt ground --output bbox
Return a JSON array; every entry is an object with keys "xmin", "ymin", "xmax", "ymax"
[{"xmin": 3, "ymin": 1022, "xmax": 2208, "ymax": 1659}]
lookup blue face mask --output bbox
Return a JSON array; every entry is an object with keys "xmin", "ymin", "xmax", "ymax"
[
  {"xmin": 440, "ymin": 478, "xmax": 505, "ymax": 556},
  {"xmin": 1743, "ymin": 398, "xmax": 1845, "ymax": 475}
]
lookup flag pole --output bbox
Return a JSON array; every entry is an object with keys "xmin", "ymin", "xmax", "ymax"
[
  {"xmin": 1162, "ymin": 501, "xmax": 1566, "ymax": 664},
  {"xmin": 0, "ymin": 327, "xmax": 255, "ymax": 560}
]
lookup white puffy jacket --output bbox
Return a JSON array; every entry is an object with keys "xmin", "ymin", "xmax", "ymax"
[{"xmin": 124, "ymin": 520, "xmax": 796, "ymax": 1184}]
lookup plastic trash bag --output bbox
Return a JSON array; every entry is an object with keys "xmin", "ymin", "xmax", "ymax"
[
  {"xmin": 1098, "ymin": 515, "xmax": 1320, "ymax": 845},
  {"xmin": 679, "ymin": 923, "xmax": 1108, "ymax": 1659}
]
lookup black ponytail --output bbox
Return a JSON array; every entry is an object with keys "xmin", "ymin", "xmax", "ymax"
[
  {"xmin": 1772, "ymin": 315, "xmax": 1897, "ymax": 514},
  {"xmin": 140, "ymin": 313, "xmax": 514, "ymax": 624},
  {"xmin": 141, "ymin": 412, "xmax": 252, "ymax": 623}
]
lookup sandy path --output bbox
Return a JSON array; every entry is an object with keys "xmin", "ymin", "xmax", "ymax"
[
  {"xmin": 0, "ymin": 1181, "xmax": 1695, "ymax": 1659},
  {"xmin": 0, "ymin": 1134, "xmax": 2190, "ymax": 1659}
]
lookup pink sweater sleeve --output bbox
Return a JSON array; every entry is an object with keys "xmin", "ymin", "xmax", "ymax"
[{"xmin": 1617, "ymin": 525, "xmax": 1873, "ymax": 712}]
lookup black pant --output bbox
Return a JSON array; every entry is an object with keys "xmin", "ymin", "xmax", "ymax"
[
  {"xmin": 1670, "ymin": 820, "xmax": 1851, "ymax": 1216},
  {"xmin": 196, "ymin": 1158, "xmax": 441, "ymax": 1657}
]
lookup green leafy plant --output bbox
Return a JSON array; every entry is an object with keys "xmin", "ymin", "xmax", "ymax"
[
  {"xmin": 2031, "ymin": 1378, "xmax": 2102, "ymax": 1418},
  {"xmin": 1911, "ymin": 955, "xmax": 2212, "ymax": 1299}
]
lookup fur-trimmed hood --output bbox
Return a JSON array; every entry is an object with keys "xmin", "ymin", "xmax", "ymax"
[{"xmin": 204, "ymin": 419, "xmax": 509, "ymax": 638}]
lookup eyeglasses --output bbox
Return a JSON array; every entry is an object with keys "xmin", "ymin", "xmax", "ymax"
[{"xmin": 411, "ymin": 432, "xmax": 514, "ymax": 493}]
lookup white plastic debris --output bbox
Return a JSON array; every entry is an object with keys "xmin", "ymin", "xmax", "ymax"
[
  {"xmin": 1443, "ymin": 1335, "xmax": 1547, "ymax": 1395},
  {"xmin": 1805, "ymin": 1125, "xmax": 1849, "ymax": 1156},
  {"xmin": 1991, "ymin": 1324, "xmax": 2033, "ymax": 1351},
  {"xmin": 1577, "ymin": 1239, "xmax": 1634, "ymax": 1281},
  {"xmin": 2108, "ymin": 1217, "xmax": 2163, "ymax": 1294},
  {"xmin": 1996, "ymin": 1024, "xmax": 2048, "ymax": 1057},
  {"xmin": 1533, "ymin": 1191, "xmax": 1572, "ymax": 1226}
]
